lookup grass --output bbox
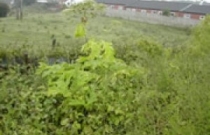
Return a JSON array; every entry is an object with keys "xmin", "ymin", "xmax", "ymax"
[{"xmin": 0, "ymin": 11, "xmax": 190, "ymax": 59}]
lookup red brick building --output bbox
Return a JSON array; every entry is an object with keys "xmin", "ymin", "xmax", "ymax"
[{"xmin": 96, "ymin": 0, "xmax": 210, "ymax": 20}]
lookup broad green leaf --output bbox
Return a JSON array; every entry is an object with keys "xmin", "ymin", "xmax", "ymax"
[
  {"xmin": 61, "ymin": 118, "xmax": 69, "ymax": 126},
  {"xmin": 74, "ymin": 23, "xmax": 86, "ymax": 38}
]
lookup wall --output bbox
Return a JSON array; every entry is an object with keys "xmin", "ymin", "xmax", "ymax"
[
  {"xmin": 105, "ymin": 8, "xmax": 200, "ymax": 27},
  {"xmin": 190, "ymin": 13, "xmax": 202, "ymax": 20}
]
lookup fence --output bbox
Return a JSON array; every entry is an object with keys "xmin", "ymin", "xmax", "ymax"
[{"xmin": 105, "ymin": 9, "xmax": 200, "ymax": 27}]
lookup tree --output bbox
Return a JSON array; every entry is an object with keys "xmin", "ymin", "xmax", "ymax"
[
  {"xmin": 63, "ymin": 0, "xmax": 105, "ymax": 38},
  {"xmin": 162, "ymin": 9, "xmax": 170, "ymax": 16},
  {"xmin": 14, "ymin": 0, "xmax": 23, "ymax": 20},
  {"xmin": 0, "ymin": 2, "xmax": 9, "ymax": 17}
]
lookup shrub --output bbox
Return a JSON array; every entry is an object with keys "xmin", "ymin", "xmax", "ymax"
[
  {"xmin": 0, "ymin": 40, "xmax": 144, "ymax": 134},
  {"xmin": 190, "ymin": 15, "xmax": 210, "ymax": 56},
  {"xmin": 35, "ymin": 40, "xmax": 144, "ymax": 134},
  {"xmin": 0, "ymin": 2, "xmax": 9, "ymax": 17},
  {"xmin": 114, "ymin": 37, "xmax": 164, "ymax": 66},
  {"xmin": 162, "ymin": 9, "xmax": 170, "ymax": 16}
]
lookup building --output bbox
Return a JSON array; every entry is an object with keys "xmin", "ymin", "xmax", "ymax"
[
  {"xmin": 181, "ymin": 4, "xmax": 210, "ymax": 19},
  {"xmin": 36, "ymin": 0, "xmax": 48, "ymax": 3},
  {"xmin": 64, "ymin": 0, "xmax": 85, "ymax": 6},
  {"xmin": 96, "ymin": 0, "xmax": 135, "ymax": 10},
  {"xmin": 96, "ymin": 0, "xmax": 210, "ymax": 20}
]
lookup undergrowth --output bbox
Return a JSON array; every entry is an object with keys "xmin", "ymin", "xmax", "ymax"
[{"xmin": 0, "ymin": 4, "xmax": 209, "ymax": 134}]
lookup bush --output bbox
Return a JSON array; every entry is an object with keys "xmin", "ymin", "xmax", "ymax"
[
  {"xmin": 190, "ymin": 15, "xmax": 210, "ymax": 55},
  {"xmin": 162, "ymin": 9, "xmax": 170, "ymax": 16},
  {"xmin": 0, "ymin": 40, "xmax": 144, "ymax": 134},
  {"xmin": 0, "ymin": 2, "xmax": 9, "ymax": 17},
  {"xmin": 35, "ymin": 40, "xmax": 144, "ymax": 134}
]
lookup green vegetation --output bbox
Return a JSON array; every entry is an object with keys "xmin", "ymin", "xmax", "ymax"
[
  {"xmin": 162, "ymin": 9, "xmax": 170, "ymax": 16},
  {"xmin": 0, "ymin": 3, "xmax": 209, "ymax": 134},
  {"xmin": 0, "ymin": 2, "xmax": 9, "ymax": 17},
  {"xmin": 0, "ymin": 12, "xmax": 190, "ymax": 62},
  {"xmin": 0, "ymin": 4, "xmax": 190, "ymax": 53}
]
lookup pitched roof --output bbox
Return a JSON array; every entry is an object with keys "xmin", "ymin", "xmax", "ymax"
[
  {"xmin": 125, "ymin": 1, "xmax": 191, "ymax": 11},
  {"xmin": 96, "ymin": 0, "xmax": 136, "ymax": 5},
  {"xmin": 96, "ymin": 0, "xmax": 210, "ymax": 14},
  {"xmin": 184, "ymin": 4, "xmax": 210, "ymax": 14}
]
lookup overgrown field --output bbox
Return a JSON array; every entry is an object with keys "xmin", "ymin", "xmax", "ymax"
[
  {"xmin": 0, "ymin": 6, "xmax": 210, "ymax": 135},
  {"xmin": 0, "ymin": 11, "xmax": 189, "ymax": 60}
]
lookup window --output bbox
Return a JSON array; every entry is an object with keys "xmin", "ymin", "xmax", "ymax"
[
  {"xmin": 151, "ymin": 10, "xmax": 156, "ymax": 14},
  {"xmin": 158, "ymin": 11, "xmax": 162, "ymax": 15},
  {"xmin": 170, "ymin": 12, "xmax": 175, "ymax": 16},
  {"xmin": 109, "ymin": 5, "xmax": 114, "ymax": 8},
  {"xmin": 141, "ymin": 10, "xmax": 147, "ymax": 13},
  {"xmin": 132, "ymin": 8, "xmax": 136, "ymax": 12},
  {"xmin": 113, "ymin": 5, "xmax": 118, "ymax": 10},
  {"xmin": 118, "ymin": 6, "xmax": 123, "ymax": 10},
  {"xmin": 199, "ymin": 15, "xmax": 205, "ymax": 20},
  {"xmin": 184, "ymin": 14, "xmax": 191, "ymax": 19}
]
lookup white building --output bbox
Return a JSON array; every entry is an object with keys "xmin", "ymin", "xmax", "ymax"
[
  {"xmin": 36, "ymin": 0, "xmax": 48, "ymax": 3},
  {"xmin": 64, "ymin": 0, "xmax": 85, "ymax": 7}
]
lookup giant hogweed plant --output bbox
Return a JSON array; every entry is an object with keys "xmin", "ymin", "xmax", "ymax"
[
  {"xmin": 36, "ymin": 39, "xmax": 145, "ymax": 134},
  {"xmin": 63, "ymin": 0, "xmax": 105, "ymax": 38}
]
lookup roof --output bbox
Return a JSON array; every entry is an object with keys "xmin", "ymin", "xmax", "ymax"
[
  {"xmin": 203, "ymin": 2, "xmax": 210, "ymax": 5},
  {"xmin": 96, "ymin": 0, "xmax": 210, "ymax": 14},
  {"xmin": 125, "ymin": 1, "xmax": 191, "ymax": 11},
  {"xmin": 96, "ymin": 0, "xmax": 136, "ymax": 5},
  {"xmin": 184, "ymin": 4, "xmax": 210, "ymax": 14}
]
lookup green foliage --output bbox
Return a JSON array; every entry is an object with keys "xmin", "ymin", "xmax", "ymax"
[
  {"xmin": 75, "ymin": 23, "xmax": 86, "ymax": 37},
  {"xmin": 115, "ymin": 37, "xmax": 164, "ymax": 66},
  {"xmin": 1, "ymin": 7, "xmax": 210, "ymax": 135},
  {"xmin": 190, "ymin": 15, "xmax": 210, "ymax": 56},
  {"xmin": 63, "ymin": 0, "xmax": 105, "ymax": 39},
  {"xmin": 113, "ymin": 16, "xmax": 210, "ymax": 134},
  {"xmin": 172, "ymin": 16, "xmax": 210, "ymax": 134},
  {"xmin": 63, "ymin": 0, "xmax": 105, "ymax": 22},
  {"xmin": 0, "ymin": 2, "xmax": 9, "ymax": 17},
  {"xmin": 162, "ymin": 9, "xmax": 170, "ymax": 16},
  {"xmin": 0, "ymin": 11, "xmax": 189, "ymax": 60},
  {"xmin": 36, "ymin": 40, "xmax": 144, "ymax": 134}
]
